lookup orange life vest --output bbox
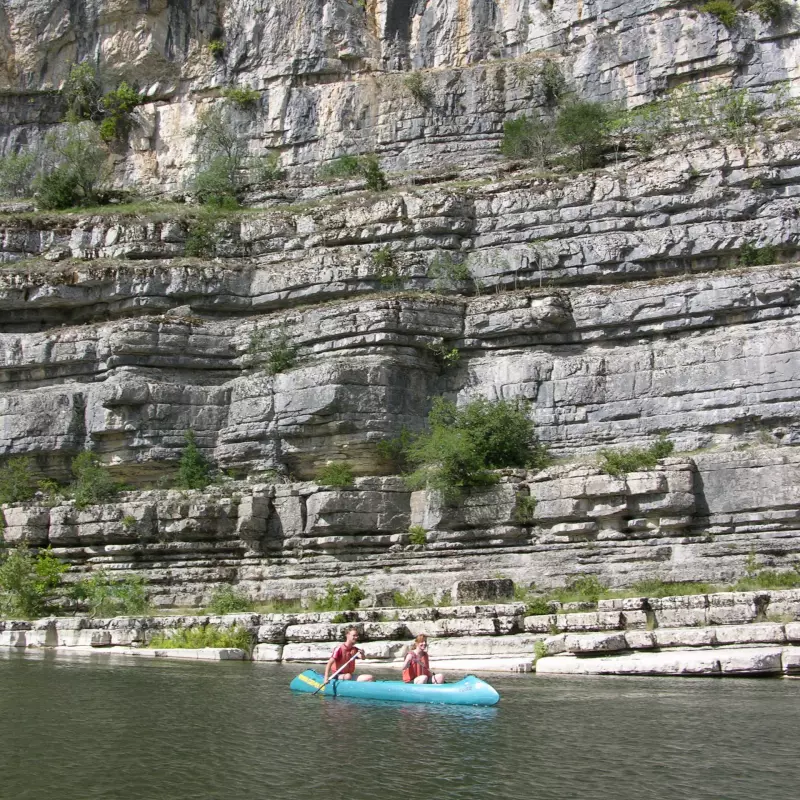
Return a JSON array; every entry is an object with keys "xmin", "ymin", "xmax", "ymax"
[
  {"xmin": 331, "ymin": 644, "xmax": 359, "ymax": 675},
  {"xmin": 402, "ymin": 650, "xmax": 431, "ymax": 683}
]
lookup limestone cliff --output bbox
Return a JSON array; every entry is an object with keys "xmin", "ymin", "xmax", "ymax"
[{"xmin": 2, "ymin": 0, "xmax": 800, "ymax": 606}]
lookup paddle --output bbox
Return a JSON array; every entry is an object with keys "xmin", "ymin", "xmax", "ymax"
[{"xmin": 313, "ymin": 649, "xmax": 363, "ymax": 695}]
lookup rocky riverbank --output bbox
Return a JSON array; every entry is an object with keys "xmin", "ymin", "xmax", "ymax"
[{"xmin": 3, "ymin": 586, "xmax": 799, "ymax": 677}]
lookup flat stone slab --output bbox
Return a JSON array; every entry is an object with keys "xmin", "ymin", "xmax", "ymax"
[
  {"xmin": 536, "ymin": 648, "xmax": 785, "ymax": 676},
  {"xmin": 112, "ymin": 647, "xmax": 247, "ymax": 661}
]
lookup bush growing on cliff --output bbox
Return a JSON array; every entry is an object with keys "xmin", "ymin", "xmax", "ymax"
[
  {"xmin": 98, "ymin": 82, "xmax": 142, "ymax": 142},
  {"xmin": 318, "ymin": 153, "xmax": 388, "ymax": 190},
  {"xmin": 404, "ymin": 397, "xmax": 549, "ymax": 502},
  {"xmin": 315, "ymin": 462, "xmax": 355, "ymax": 487},
  {"xmin": 751, "ymin": 0, "xmax": 793, "ymax": 23},
  {"xmin": 319, "ymin": 155, "xmax": 363, "ymax": 181},
  {"xmin": 149, "ymin": 624, "xmax": 253, "ymax": 650},
  {"xmin": 404, "ymin": 72, "xmax": 434, "ymax": 106},
  {"xmin": 598, "ymin": 436, "xmax": 675, "ymax": 478},
  {"xmin": 0, "ymin": 457, "xmax": 38, "ymax": 505},
  {"xmin": 223, "ymin": 86, "xmax": 260, "ymax": 109},
  {"xmin": 70, "ymin": 570, "xmax": 150, "ymax": 617},
  {"xmin": 556, "ymin": 101, "xmax": 611, "ymax": 169},
  {"xmin": 208, "ymin": 585, "xmax": 254, "ymax": 614},
  {"xmin": 552, "ymin": 574, "xmax": 608, "ymax": 604},
  {"xmin": 309, "ymin": 582, "xmax": 365, "ymax": 611},
  {"xmin": 192, "ymin": 107, "xmax": 245, "ymax": 206},
  {"xmin": 699, "ymin": 1, "xmax": 739, "ymax": 27},
  {"xmin": 0, "ymin": 544, "xmax": 69, "ymax": 618},
  {"xmin": 0, "ymin": 152, "xmax": 38, "ymax": 199},
  {"xmin": 500, "ymin": 116, "xmax": 555, "ymax": 167},
  {"xmin": 427, "ymin": 251, "xmax": 473, "ymax": 292},
  {"xmin": 71, "ymin": 452, "xmax": 122, "ymax": 509},
  {"xmin": 738, "ymin": 241, "xmax": 778, "ymax": 266},
  {"xmin": 177, "ymin": 431, "xmax": 212, "ymax": 490},
  {"xmin": 35, "ymin": 124, "xmax": 109, "ymax": 210},
  {"xmin": 248, "ymin": 329, "xmax": 297, "ymax": 375},
  {"xmin": 63, "ymin": 63, "xmax": 103, "ymax": 122}
]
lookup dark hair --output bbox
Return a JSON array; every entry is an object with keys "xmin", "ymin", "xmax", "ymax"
[{"xmin": 345, "ymin": 626, "xmax": 359, "ymax": 636}]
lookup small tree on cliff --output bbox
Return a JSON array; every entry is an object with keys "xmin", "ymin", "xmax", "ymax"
[
  {"xmin": 177, "ymin": 431, "xmax": 212, "ymax": 490},
  {"xmin": 0, "ymin": 544, "xmax": 69, "ymax": 619},
  {"xmin": 404, "ymin": 396, "xmax": 549, "ymax": 502}
]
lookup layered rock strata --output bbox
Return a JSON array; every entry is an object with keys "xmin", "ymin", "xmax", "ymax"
[
  {"xmin": 3, "ymin": 589, "xmax": 799, "ymax": 676},
  {"xmin": 1, "ymin": 2, "xmax": 799, "ymax": 191}
]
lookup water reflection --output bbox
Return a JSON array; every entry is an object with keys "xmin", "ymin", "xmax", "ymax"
[{"xmin": 1, "ymin": 654, "xmax": 799, "ymax": 800}]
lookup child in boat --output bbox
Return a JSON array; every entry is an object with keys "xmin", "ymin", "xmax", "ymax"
[
  {"xmin": 402, "ymin": 634, "xmax": 445, "ymax": 684},
  {"xmin": 323, "ymin": 626, "xmax": 374, "ymax": 682}
]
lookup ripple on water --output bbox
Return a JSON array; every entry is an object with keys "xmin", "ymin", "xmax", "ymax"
[{"xmin": 1, "ymin": 653, "xmax": 799, "ymax": 800}]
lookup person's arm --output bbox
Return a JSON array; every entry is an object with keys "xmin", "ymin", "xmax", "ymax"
[{"xmin": 323, "ymin": 655, "xmax": 337, "ymax": 683}]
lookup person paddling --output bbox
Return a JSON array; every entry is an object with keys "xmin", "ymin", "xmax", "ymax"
[
  {"xmin": 324, "ymin": 626, "xmax": 374, "ymax": 683},
  {"xmin": 402, "ymin": 634, "xmax": 444, "ymax": 684}
]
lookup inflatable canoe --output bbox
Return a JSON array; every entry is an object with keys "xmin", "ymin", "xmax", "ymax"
[{"xmin": 290, "ymin": 669, "xmax": 500, "ymax": 706}]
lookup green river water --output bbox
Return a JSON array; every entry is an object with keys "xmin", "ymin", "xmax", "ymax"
[{"xmin": 1, "ymin": 651, "xmax": 799, "ymax": 800}]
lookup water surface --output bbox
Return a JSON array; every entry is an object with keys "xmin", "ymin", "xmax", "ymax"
[{"xmin": 2, "ymin": 652, "xmax": 799, "ymax": 800}]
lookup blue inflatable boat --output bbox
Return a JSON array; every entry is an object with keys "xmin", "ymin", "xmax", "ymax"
[{"xmin": 290, "ymin": 669, "xmax": 500, "ymax": 706}]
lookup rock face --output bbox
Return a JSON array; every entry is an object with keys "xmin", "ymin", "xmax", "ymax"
[
  {"xmin": 1, "ymin": 1, "xmax": 799, "ymax": 190},
  {"xmin": 2, "ymin": 0, "xmax": 800, "ymax": 607}
]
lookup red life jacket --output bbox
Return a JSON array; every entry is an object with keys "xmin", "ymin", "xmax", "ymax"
[
  {"xmin": 331, "ymin": 644, "xmax": 359, "ymax": 675},
  {"xmin": 402, "ymin": 650, "xmax": 431, "ymax": 683}
]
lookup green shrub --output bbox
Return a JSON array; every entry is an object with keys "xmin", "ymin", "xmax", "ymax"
[
  {"xmin": 319, "ymin": 155, "xmax": 363, "ymax": 181},
  {"xmin": 372, "ymin": 246, "xmax": 400, "ymax": 287},
  {"xmin": 224, "ymin": 86, "xmax": 260, "ymax": 109},
  {"xmin": 192, "ymin": 106, "xmax": 244, "ymax": 204},
  {"xmin": 121, "ymin": 515, "xmax": 137, "ymax": 531},
  {"xmin": 556, "ymin": 101, "xmax": 611, "ymax": 169},
  {"xmin": 427, "ymin": 342, "xmax": 461, "ymax": 369},
  {"xmin": 317, "ymin": 153, "xmax": 387, "ymax": 188},
  {"xmin": 252, "ymin": 151, "xmax": 283, "ymax": 184},
  {"xmin": 315, "ymin": 463, "xmax": 354, "ymax": 487},
  {"xmin": 699, "ymin": 0, "xmax": 738, "ymax": 27},
  {"xmin": 184, "ymin": 214, "xmax": 219, "ymax": 257},
  {"xmin": 427, "ymin": 251, "xmax": 472, "ymax": 292},
  {"xmin": 71, "ymin": 452, "xmax": 120, "ymax": 508},
  {"xmin": 208, "ymin": 40, "xmax": 226, "ymax": 58},
  {"xmin": 533, "ymin": 640, "xmax": 548, "ymax": 662},
  {"xmin": 526, "ymin": 596, "xmax": 555, "ymax": 616},
  {"xmin": 150, "ymin": 624, "xmax": 253, "ymax": 650},
  {"xmin": 408, "ymin": 525, "xmax": 427, "ymax": 546},
  {"xmin": 598, "ymin": 436, "xmax": 675, "ymax": 478},
  {"xmin": 404, "ymin": 72, "xmax": 433, "ymax": 105},
  {"xmin": 540, "ymin": 60, "xmax": 567, "ymax": 105},
  {"xmin": 500, "ymin": 116, "xmax": 554, "ymax": 166},
  {"xmin": 70, "ymin": 571, "xmax": 150, "ymax": 617},
  {"xmin": 63, "ymin": 63, "xmax": 102, "ymax": 121},
  {"xmin": 376, "ymin": 428, "xmax": 414, "ymax": 473},
  {"xmin": 309, "ymin": 582, "xmax": 365, "ymax": 612},
  {"xmin": 35, "ymin": 124, "xmax": 109, "ymax": 209},
  {"xmin": 738, "ymin": 241, "xmax": 777, "ymax": 266},
  {"xmin": 0, "ymin": 152, "xmax": 37, "ymax": 198},
  {"xmin": 751, "ymin": 0, "xmax": 792, "ymax": 23},
  {"xmin": 207, "ymin": 585, "xmax": 254, "ymax": 614},
  {"xmin": 98, "ymin": 82, "xmax": 142, "ymax": 142},
  {"xmin": 0, "ymin": 457, "xmax": 38, "ymax": 505},
  {"xmin": 514, "ymin": 493, "xmax": 538, "ymax": 524},
  {"xmin": 194, "ymin": 155, "xmax": 240, "ymax": 208},
  {"xmin": 732, "ymin": 568, "xmax": 800, "ymax": 592},
  {"xmin": 392, "ymin": 588, "xmax": 434, "ymax": 608},
  {"xmin": 361, "ymin": 154, "xmax": 389, "ymax": 191},
  {"xmin": 552, "ymin": 574, "xmax": 608, "ymax": 605},
  {"xmin": 177, "ymin": 430, "xmax": 211, "ymax": 490},
  {"xmin": 248, "ymin": 329, "xmax": 297, "ymax": 375},
  {"xmin": 405, "ymin": 396, "xmax": 548, "ymax": 502},
  {"xmin": 0, "ymin": 544, "xmax": 68, "ymax": 618},
  {"xmin": 628, "ymin": 579, "xmax": 714, "ymax": 598}
]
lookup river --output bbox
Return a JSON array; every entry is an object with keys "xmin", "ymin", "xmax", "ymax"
[{"xmin": 2, "ymin": 652, "xmax": 799, "ymax": 800}]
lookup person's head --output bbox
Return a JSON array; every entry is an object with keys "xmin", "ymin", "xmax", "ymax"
[
  {"xmin": 413, "ymin": 634, "xmax": 428, "ymax": 652},
  {"xmin": 345, "ymin": 626, "xmax": 359, "ymax": 646}
]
